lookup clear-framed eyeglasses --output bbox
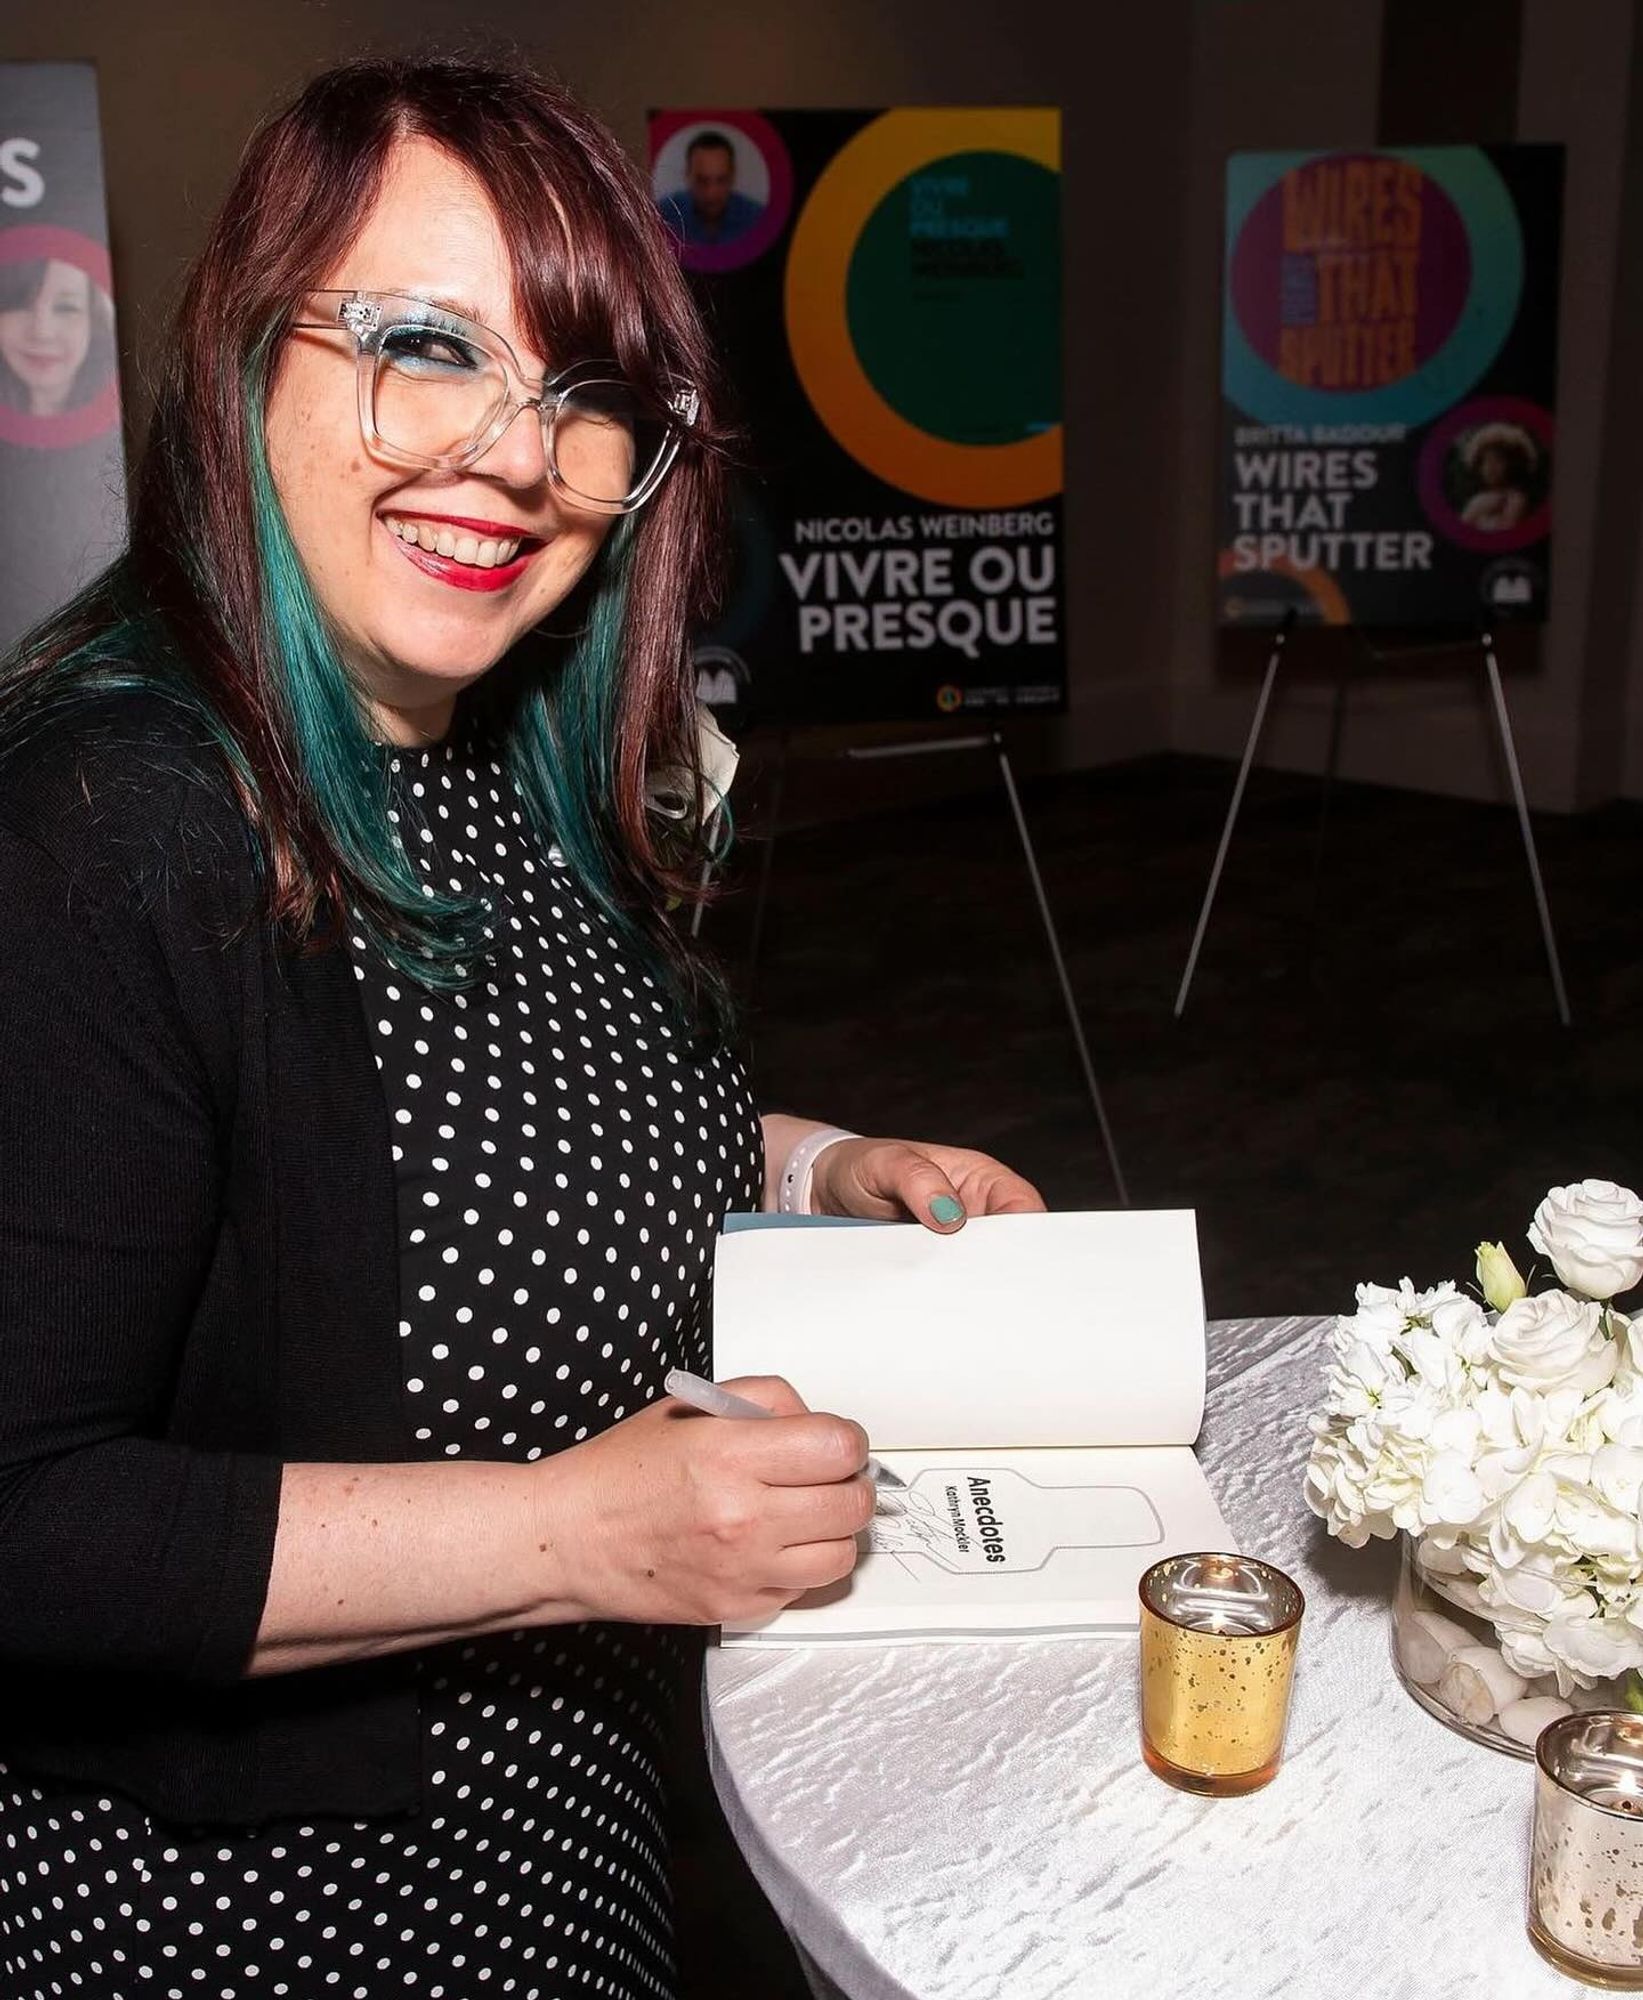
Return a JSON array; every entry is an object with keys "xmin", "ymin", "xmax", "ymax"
[{"xmin": 287, "ymin": 288, "xmax": 701, "ymax": 515}]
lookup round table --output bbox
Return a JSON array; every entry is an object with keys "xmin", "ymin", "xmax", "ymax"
[{"xmin": 703, "ymin": 1315, "xmax": 1579, "ymax": 2000}]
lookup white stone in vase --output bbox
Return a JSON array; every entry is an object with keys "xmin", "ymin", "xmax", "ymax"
[
  {"xmin": 1400, "ymin": 1608, "xmax": 1476, "ymax": 1687},
  {"xmin": 1436, "ymin": 1646, "xmax": 1527, "ymax": 1727},
  {"xmin": 1498, "ymin": 1696, "xmax": 1572, "ymax": 1747}
]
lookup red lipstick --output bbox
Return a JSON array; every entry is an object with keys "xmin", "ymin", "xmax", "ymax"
[
  {"xmin": 380, "ymin": 514, "xmax": 544, "ymax": 593},
  {"xmin": 385, "ymin": 511, "xmax": 541, "ymax": 540}
]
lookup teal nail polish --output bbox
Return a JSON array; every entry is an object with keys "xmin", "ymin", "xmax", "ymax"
[{"xmin": 929, "ymin": 1194, "xmax": 964, "ymax": 1225}]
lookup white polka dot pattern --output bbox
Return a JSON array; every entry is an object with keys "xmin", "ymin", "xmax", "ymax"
[{"xmin": 0, "ymin": 732, "xmax": 763, "ymax": 1999}]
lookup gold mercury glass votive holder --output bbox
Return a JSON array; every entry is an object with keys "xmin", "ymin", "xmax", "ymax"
[
  {"xmin": 1530, "ymin": 1712, "xmax": 1643, "ymax": 1988},
  {"xmin": 1138, "ymin": 1552, "xmax": 1304, "ymax": 1796}
]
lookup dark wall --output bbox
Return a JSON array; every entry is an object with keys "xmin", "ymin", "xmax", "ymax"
[
  {"xmin": 5, "ymin": 0, "xmax": 1196, "ymax": 813},
  {"xmin": 9, "ymin": 0, "xmax": 1642, "ymax": 808}
]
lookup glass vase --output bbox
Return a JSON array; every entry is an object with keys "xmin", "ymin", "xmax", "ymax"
[{"xmin": 1391, "ymin": 1535, "xmax": 1631, "ymax": 1758}]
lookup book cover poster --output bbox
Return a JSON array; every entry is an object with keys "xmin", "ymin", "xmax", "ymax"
[
  {"xmin": 1218, "ymin": 145, "xmax": 1563, "ymax": 630},
  {"xmin": 0, "ymin": 63, "xmax": 126, "ymax": 658},
  {"xmin": 648, "ymin": 108, "xmax": 1065, "ymax": 726}
]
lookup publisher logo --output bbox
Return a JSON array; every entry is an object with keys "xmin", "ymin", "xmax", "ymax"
[{"xmin": 1479, "ymin": 556, "xmax": 1542, "ymax": 617}]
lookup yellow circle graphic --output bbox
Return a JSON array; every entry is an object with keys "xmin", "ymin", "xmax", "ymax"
[{"xmin": 784, "ymin": 110, "xmax": 1062, "ymax": 508}]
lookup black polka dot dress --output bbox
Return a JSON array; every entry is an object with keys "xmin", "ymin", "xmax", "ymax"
[{"xmin": 0, "ymin": 728, "xmax": 764, "ymax": 2000}]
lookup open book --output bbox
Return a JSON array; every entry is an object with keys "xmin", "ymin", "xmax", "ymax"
[{"xmin": 712, "ymin": 1209, "xmax": 1231, "ymax": 1646}]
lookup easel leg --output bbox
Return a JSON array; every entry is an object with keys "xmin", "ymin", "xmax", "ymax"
[
  {"xmin": 1174, "ymin": 609, "xmax": 1294, "ymax": 1018},
  {"xmin": 992, "ymin": 733, "xmax": 1129, "ymax": 1208},
  {"xmin": 1304, "ymin": 639, "xmax": 1352, "ymax": 968},
  {"xmin": 1480, "ymin": 632, "xmax": 1572, "ymax": 1028},
  {"xmin": 743, "ymin": 727, "xmax": 790, "ymax": 999}
]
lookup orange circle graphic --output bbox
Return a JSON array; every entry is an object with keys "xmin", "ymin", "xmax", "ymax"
[{"xmin": 784, "ymin": 110, "xmax": 1062, "ymax": 508}]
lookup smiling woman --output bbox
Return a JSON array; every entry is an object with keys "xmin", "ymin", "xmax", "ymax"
[
  {"xmin": 0, "ymin": 53, "xmax": 1043, "ymax": 2000},
  {"xmin": 7, "ymin": 59, "xmax": 736, "ymax": 1007},
  {"xmin": 264, "ymin": 153, "xmax": 669, "ymax": 743},
  {"xmin": 0, "ymin": 255, "xmax": 116, "ymax": 416}
]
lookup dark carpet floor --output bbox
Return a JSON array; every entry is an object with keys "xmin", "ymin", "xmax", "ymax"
[{"xmin": 670, "ymin": 747, "xmax": 1643, "ymax": 1997}]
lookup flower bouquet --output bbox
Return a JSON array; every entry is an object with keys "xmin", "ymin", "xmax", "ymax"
[{"xmin": 1304, "ymin": 1179, "xmax": 1643, "ymax": 1755}]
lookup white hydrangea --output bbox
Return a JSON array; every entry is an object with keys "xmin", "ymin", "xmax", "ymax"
[{"xmin": 1304, "ymin": 1187, "xmax": 1643, "ymax": 1692}]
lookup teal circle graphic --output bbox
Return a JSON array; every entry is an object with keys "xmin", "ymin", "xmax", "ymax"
[
  {"xmin": 1223, "ymin": 148, "xmax": 1524, "ymax": 428},
  {"xmin": 845, "ymin": 150, "xmax": 1061, "ymax": 447}
]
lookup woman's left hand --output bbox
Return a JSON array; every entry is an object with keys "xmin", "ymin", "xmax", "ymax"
[{"xmin": 810, "ymin": 1138, "xmax": 1046, "ymax": 1233}]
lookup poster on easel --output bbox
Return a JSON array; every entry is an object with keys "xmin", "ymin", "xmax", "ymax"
[
  {"xmin": 1218, "ymin": 144, "xmax": 1563, "ymax": 630},
  {"xmin": 648, "ymin": 108, "xmax": 1065, "ymax": 726},
  {"xmin": 0, "ymin": 63, "xmax": 126, "ymax": 660}
]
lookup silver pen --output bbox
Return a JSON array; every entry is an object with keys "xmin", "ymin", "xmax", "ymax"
[{"xmin": 663, "ymin": 1366, "xmax": 907, "ymax": 1510}]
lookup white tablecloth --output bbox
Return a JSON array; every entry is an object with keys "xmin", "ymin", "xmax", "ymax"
[{"xmin": 703, "ymin": 1315, "xmax": 1578, "ymax": 2000}]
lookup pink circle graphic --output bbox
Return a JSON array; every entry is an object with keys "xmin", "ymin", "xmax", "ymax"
[
  {"xmin": 1416, "ymin": 394, "xmax": 1553, "ymax": 553},
  {"xmin": 1230, "ymin": 154, "xmax": 1472, "ymax": 386},
  {"xmin": 649, "ymin": 111, "xmax": 794, "ymax": 275},
  {"xmin": 0, "ymin": 224, "xmax": 121, "ymax": 450}
]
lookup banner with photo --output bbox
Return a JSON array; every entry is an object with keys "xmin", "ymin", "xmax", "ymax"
[
  {"xmin": 648, "ymin": 108, "xmax": 1064, "ymax": 726},
  {"xmin": 1218, "ymin": 144, "xmax": 1563, "ymax": 630},
  {"xmin": 0, "ymin": 63, "xmax": 126, "ymax": 659}
]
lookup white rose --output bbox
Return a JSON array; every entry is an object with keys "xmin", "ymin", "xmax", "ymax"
[
  {"xmin": 1489, "ymin": 1291, "xmax": 1617, "ymax": 1394},
  {"xmin": 1529, "ymin": 1181, "xmax": 1643, "ymax": 1301}
]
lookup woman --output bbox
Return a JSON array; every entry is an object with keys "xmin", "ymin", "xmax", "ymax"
[
  {"xmin": 1458, "ymin": 422, "xmax": 1537, "ymax": 533},
  {"xmin": 0, "ymin": 56, "xmax": 1043, "ymax": 2000},
  {"xmin": 0, "ymin": 256, "xmax": 116, "ymax": 415}
]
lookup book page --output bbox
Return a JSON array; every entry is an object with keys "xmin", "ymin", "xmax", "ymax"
[
  {"xmin": 712, "ymin": 1210, "xmax": 1205, "ymax": 1450},
  {"xmin": 720, "ymin": 1444, "xmax": 1231, "ymax": 1644}
]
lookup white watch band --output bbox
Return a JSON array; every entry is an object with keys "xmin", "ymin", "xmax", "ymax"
[{"xmin": 778, "ymin": 1126, "xmax": 857, "ymax": 1216}]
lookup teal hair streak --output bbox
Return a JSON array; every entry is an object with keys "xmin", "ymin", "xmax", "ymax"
[
  {"xmin": 241, "ymin": 347, "xmax": 694, "ymax": 1014},
  {"xmin": 502, "ymin": 521, "xmax": 722, "ymax": 1026},
  {"xmin": 505, "ymin": 519, "xmax": 636, "ymax": 910},
  {"xmin": 244, "ymin": 346, "xmax": 491, "ymax": 988},
  {"xmin": 5, "ymin": 351, "xmax": 718, "ymax": 1027}
]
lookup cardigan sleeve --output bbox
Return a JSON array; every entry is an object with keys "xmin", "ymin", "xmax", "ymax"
[{"xmin": 0, "ymin": 821, "xmax": 284, "ymax": 1684}]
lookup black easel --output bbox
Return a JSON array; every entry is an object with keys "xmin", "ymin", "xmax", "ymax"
[{"xmin": 1173, "ymin": 613, "xmax": 1571, "ymax": 1026}]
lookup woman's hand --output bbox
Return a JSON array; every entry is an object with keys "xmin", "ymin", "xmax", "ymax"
[
  {"xmin": 810, "ymin": 1138, "xmax": 1046, "ymax": 1233},
  {"xmin": 533, "ymin": 1377, "xmax": 876, "ymax": 1627}
]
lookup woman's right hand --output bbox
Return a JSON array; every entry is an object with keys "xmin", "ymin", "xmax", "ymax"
[{"xmin": 530, "ymin": 1377, "xmax": 876, "ymax": 1626}]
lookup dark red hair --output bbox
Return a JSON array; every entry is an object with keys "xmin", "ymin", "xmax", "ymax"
[{"xmin": 4, "ymin": 55, "xmax": 736, "ymax": 1029}]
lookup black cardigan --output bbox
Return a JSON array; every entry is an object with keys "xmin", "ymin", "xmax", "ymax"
[{"xmin": 0, "ymin": 691, "xmax": 427, "ymax": 1826}]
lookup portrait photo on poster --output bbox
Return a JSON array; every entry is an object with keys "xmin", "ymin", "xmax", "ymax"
[
  {"xmin": 649, "ymin": 111, "xmax": 794, "ymax": 274},
  {"xmin": 1417, "ymin": 394, "xmax": 1554, "ymax": 553},
  {"xmin": 0, "ymin": 224, "xmax": 120, "ymax": 450}
]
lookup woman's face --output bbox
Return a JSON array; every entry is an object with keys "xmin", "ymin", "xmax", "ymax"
[
  {"xmin": 265, "ymin": 138, "xmax": 617, "ymax": 743},
  {"xmin": 0, "ymin": 259, "xmax": 94, "ymax": 416},
  {"xmin": 1477, "ymin": 445, "xmax": 1511, "ymax": 489}
]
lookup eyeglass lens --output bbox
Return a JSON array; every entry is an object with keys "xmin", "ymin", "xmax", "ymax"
[{"xmin": 371, "ymin": 323, "xmax": 669, "ymax": 504}]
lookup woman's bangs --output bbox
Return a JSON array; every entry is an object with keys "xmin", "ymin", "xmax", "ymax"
[{"xmin": 512, "ymin": 206, "xmax": 673, "ymax": 400}]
